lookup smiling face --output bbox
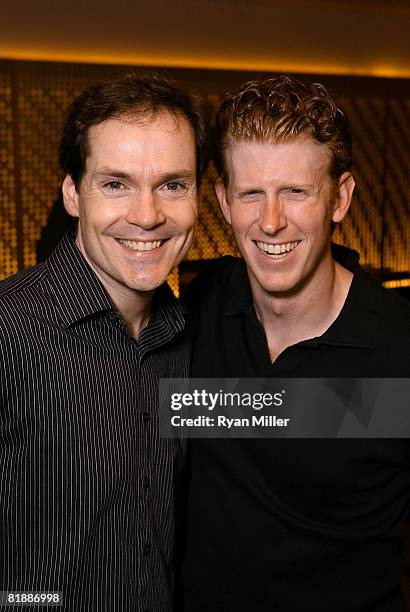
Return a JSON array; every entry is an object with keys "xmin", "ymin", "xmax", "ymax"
[
  {"xmin": 62, "ymin": 112, "xmax": 197, "ymax": 303},
  {"xmin": 215, "ymin": 137, "xmax": 354, "ymax": 301}
]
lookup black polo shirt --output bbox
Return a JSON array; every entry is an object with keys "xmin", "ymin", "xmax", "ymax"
[{"xmin": 181, "ymin": 248, "xmax": 410, "ymax": 612}]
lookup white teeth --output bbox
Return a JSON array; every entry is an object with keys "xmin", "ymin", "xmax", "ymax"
[
  {"xmin": 256, "ymin": 241, "xmax": 299, "ymax": 257},
  {"xmin": 118, "ymin": 239, "xmax": 163, "ymax": 251}
]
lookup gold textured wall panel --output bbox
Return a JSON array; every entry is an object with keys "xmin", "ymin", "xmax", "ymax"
[
  {"xmin": 383, "ymin": 100, "xmax": 410, "ymax": 272},
  {"xmin": 0, "ymin": 71, "xmax": 18, "ymax": 278},
  {"xmin": 18, "ymin": 80, "xmax": 63, "ymax": 268},
  {"xmin": 333, "ymin": 98, "xmax": 385, "ymax": 267},
  {"xmin": 188, "ymin": 161, "xmax": 238, "ymax": 260}
]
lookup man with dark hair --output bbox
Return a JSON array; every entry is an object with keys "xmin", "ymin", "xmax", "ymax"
[
  {"xmin": 0, "ymin": 72, "xmax": 208, "ymax": 610},
  {"xmin": 181, "ymin": 76, "xmax": 410, "ymax": 611}
]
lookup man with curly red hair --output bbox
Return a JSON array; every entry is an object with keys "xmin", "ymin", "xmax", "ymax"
[{"xmin": 181, "ymin": 76, "xmax": 410, "ymax": 611}]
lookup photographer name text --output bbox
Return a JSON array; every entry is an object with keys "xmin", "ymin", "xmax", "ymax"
[{"xmin": 170, "ymin": 415, "xmax": 290, "ymax": 429}]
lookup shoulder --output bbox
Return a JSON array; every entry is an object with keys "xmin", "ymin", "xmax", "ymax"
[
  {"xmin": 184, "ymin": 256, "xmax": 244, "ymax": 299},
  {"xmin": 358, "ymin": 269, "xmax": 410, "ymax": 325},
  {"xmin": 182, "ymin": 256, "xmax": 245, "ymax": 323},
  {"xmin": 356, "ymin": 270, "xmax": 410, "ymax": 367},
  {"xmin": 0, "ymin": 262, "xmax": 48, "ymax": 324},
  {"xmin": 0, "ymin": 262, "xmax": 47, "ymax": 299},
  {"xmin": 377, "ymin": 281, "xmax": 410, "ymax": 334}
]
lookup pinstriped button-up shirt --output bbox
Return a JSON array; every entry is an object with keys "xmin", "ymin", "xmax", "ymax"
[{"xmin": 0, "ymin": 231, "xmax": 189, "ymax": 611}]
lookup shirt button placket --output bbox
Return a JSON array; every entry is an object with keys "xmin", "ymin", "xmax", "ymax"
[{"xmin": 139, "ymin": 398, "xmax": 152, "ymax": 612}]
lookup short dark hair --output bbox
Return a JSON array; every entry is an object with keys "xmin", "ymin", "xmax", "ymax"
[
  {"xmin": 215, "ymin": 74, "xmax": 352, "ymax": 182},
  {"xmin": 59, "ymin": 72, "xmax": 210, "ymax": 187}
]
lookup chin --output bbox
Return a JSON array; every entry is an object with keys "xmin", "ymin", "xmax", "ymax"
[
  {"xmin": 130, "ymin": 279, "xmax": 164, "ymax": 292},
  {"xmin": 260, "ymin": 284, "xmax": 291, "ymax": 295},
  {"xmin": 252, "ymin": 271, "xmax": 300, "ymax": 296}
]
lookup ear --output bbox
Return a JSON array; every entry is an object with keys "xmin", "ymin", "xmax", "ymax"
[
  {"xmin": 214, "ymin": 177, "xmax": 232, "ymax": 225},
  {"xmin": 332, "ymin": 172, "xmax": 355, "ymax": 223},
  {"xmin": 62, "ymin": 175, "xmax": 80, "ymax": 218}
]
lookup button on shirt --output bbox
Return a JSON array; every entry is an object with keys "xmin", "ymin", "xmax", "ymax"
[
  {"xmin": 0, "ymin": 231, "xmax": 189, "ymax": 611},
  {"xmin": 182, "ymin": 248, "xmax": 410, "ymax": 612}
]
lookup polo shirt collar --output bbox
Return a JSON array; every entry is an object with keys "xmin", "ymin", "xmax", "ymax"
[
  {"xmin": 224, "ymin": 244, "xmax": 381, "ymax": 349},
  {"xmin": 313, "ymin": 269, "xmax": 381, "ymax": 349}
]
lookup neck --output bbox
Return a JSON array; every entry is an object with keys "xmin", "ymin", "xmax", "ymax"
[
  {"xmin": 93, "ymin": 268, "xmax": 154, "ymax": 339},
  {"xmin": 75, "ymin": 239, "xmax": 154, "ymax": 340},
  {"xmin": 107, "ymin": 287, "xmax": 154, "ymax": 339},
  {"xmin": 250, "ymin": 255, "xmax": 353, "ymax": 361}
]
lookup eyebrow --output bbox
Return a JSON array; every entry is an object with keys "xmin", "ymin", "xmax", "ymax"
[
  {"xmin": 157, "ymin": 171, "xmax": 196, "ymax": 183},
  {"xmin": 94, "ymin": 168, "xmax": 196, "ymax": 183},
  {"xmin": 235, "ymin": 182, "xmax": 316, "ymax": 192}
]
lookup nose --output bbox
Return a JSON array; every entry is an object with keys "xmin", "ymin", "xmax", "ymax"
[
  {"xmin": 259, "ymin": 194, "xmax": 287, "ymax": 235},
  {"xmin": 126, "ymin": 190, "xmax": 166, "ymax": 229}
]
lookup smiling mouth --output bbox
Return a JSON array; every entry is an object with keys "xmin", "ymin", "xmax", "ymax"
[
  {"xmin": 255, "ymin": 240, "xmax": 301, "ymax": 258},
  {"xmin": 117, "ymin": 238, "xmax": 165, "ymax": 252}
]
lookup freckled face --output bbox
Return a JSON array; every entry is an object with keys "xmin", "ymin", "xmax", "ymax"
[
  {"xmin": 216, "ymin": 138, "xmax": 351, "ymax": 299},
  {"xmin": 62, "ymin": 113, "xmax": 197, "ymax": 299}
]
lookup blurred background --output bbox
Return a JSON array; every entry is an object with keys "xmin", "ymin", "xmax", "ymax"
[{"xmin": 0, "ymin": 0, "xmax": 409, "ymax": 296}]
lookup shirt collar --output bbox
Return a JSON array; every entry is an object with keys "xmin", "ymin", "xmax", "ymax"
[
  {"xmin": 150, "ymin": 282, "xmax": 186, "ymax": 336},
  {"xmin": 313, "ymin": 269, "xmax": 381, "ymax": 349},
  {"xmin": 46, "ymin": 230, "xmax": 114, "ymax": 327},
  {"xmin": 224, "ymin": 244, "xmax": 381, "ymax": 349},
  {"xmin": 46, "ymin": 230, "xmax": 186, "ymax": 333}
]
